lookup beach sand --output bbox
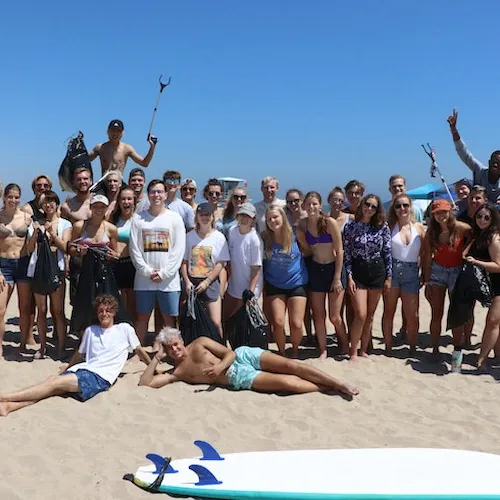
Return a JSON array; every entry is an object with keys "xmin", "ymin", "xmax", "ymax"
[{"xmin": 1, "ymin": 293, "xmax": 499, "ymax": 500}]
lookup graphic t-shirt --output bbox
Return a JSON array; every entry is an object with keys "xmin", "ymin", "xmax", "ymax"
[{"xmin": 184, "ymin": 230, "xmax": 230, "ymax": 278}]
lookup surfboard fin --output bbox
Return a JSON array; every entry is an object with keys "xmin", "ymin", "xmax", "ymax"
[
  {"xmin": 189, "ymin": 464, "xmax": 222, "ymax": 486},
  {"xmin": 193, "ymin": 440, "xmax": 224, "ymax": 461},
  {"xmin": 145, "ymin": 456, "xmax": 175, "ymax": 493},
  {"xmin": 146, "ymin": 453, "xmax": 178, "ymax": 474}
]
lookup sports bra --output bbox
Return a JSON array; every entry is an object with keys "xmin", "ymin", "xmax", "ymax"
[
  {"xmin": 305, "ymin": 228, "xmax": 333, "ymax": 245},
  {"xmin": 391, "ymin": 224, "xmax": 421, "ymax": 262},
  {"xmin": 0, "ymin": 213, "xmax": 29, "ymax": 239},
  {"xmin": 116, "ymin": 217, "xmax": 131, "ymax": 244},
  {"xmin": 434, "ymin": 235, "xmax": 464, "ymax": 268}
]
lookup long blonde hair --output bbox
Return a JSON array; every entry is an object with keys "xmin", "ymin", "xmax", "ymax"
[
  {"xmin": 387, "ymin": 194, "xmax": 415, "ymax": 229},
  {"xmin": 262, "ymin": 205, "xmax": 293, "ymax": 258}
]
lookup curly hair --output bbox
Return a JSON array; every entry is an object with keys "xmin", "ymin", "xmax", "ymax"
[
  {"xmin": 387, "ymin": 194, "xmax": 415, "ymax": 229},
  {"xmin": 472, "ymin": 203, "xmax": 500, "ymax": 250},
  {"xmin": 304, "ymin": 191, "xmax": 328, "ymax": 235},
  {"xmin": 203, "ymin": 178, "xmax": 223, "ymax": 200},
  {"xmin": 427, "ymin": 204, "xmax": 457, "ymax": 253},
  {"xmin": 355, "ymin": 194, "xmax": 385, "ymax": 229},
  {"xmin": 93, "ymin": 294, "xmax": 119, "ymax": 314}
]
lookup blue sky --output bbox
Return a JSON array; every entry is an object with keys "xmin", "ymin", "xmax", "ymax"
[{"xmin": 1, "ymin": 0, "xmax": 499, "ymax": 203}]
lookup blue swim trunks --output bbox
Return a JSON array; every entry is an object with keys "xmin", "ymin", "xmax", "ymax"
[
  {"xmin": 227, "ymin": 346, "xmax": 265, "ymax": 391},
  {"xmin": 60, "ymin": 369, "xmax": 111, "ymax": 402}
]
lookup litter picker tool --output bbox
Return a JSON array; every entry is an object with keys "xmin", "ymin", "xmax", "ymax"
[
  {"xmin": 421, "ymin": 143, "xmax": 456, "ymax": 206},
  {"xmin": 147, "ymin": 74, "xmax": 171, "ymax": 144}
]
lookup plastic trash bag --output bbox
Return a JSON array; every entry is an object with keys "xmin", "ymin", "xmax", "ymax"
[
  {"xmin": 179, "ymin": 288, "xmax": 224, "ymax": 345},
  {"xmin": 70, "ymin": 248, "xmax": 131, "ymax": 334},
  {"xmin": 447, "ymin": 262, "xmax": 492, "ymax": 330},
  {"xmin": 224, "ymin": 293, "xmax": 269, "ymax": 350},
  {"xmin": 29, "ymin": 231, "xmax": 61, "ymax": 295},
  {"xmin": 58, "ymin": 131, "xmax": 93, "ymax": 192}
]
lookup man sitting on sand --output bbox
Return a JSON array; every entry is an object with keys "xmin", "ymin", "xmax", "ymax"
[
  {"xmin": 0, "ymin": 295, "xmax": 150, "ymax": 416},
  {"xmin": 89, "ymin": 119, "xmax": 157, "ymax": 176},
  {"xmin": 139, "ymin": 328, "xmax": 359, "ymax": 396}
]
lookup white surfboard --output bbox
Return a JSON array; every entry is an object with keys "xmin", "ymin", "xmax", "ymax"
[{"xmin": 125, "ymin": 440, "xmax": 500, "ymax": 499}]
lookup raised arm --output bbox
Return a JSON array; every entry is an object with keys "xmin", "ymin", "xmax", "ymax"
[
  {"xmin": 139, "ymin": 346, "xmax": 178, "ymax": 388},
  {"xmin": 127, "ymin": 138, "xmax": 157, "ymax": 168},
  {"xmin": 448, "ymin": 108, "xmax": 485, "ymax": 175}
]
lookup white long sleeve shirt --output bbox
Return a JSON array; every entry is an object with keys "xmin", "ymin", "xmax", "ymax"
[{"xmin": 129, "ymin": 209, "xmax": 186, "ymax": 292}]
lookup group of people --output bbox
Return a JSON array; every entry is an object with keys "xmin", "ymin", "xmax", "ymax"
[{"xmin": 1, "ymin": 109, "xmax": 500, "ymax": 414}]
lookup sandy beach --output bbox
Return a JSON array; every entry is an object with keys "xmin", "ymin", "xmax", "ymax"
[{"xmin": 1, "ymin": 293, "xmax": 499, "ymax": 500}]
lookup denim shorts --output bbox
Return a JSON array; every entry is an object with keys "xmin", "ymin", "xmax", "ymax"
[
  {"xmin": 227, "ymin": 346, "xmax": 265, "ymax": 391},
  {"xmin": 391, "ymin": 259, "xmax": 420, "ymax": 294},
  {"xmin": 60, "ymin": 369, "xmax": 111, "ymax": 402},
  {"xmin": 135, "ymin": 290, "xmax": 180, "ymax": 316},
  {"xmin": 429, "ymin": 261, "xmax": 461, "ymax": 291},
  {"xmin": 0, "ymin": 255, "xmax": 30, "ymax": 285}
]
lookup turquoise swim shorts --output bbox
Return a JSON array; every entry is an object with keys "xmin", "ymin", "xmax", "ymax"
[{"xmin": 227, "ymin": 346, "xmax": 265, "ymax": 390}]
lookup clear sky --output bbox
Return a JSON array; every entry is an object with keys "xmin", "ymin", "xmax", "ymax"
[{"xmin": 1, "ymin": 0, "xmax": 499, "ymax": 204}]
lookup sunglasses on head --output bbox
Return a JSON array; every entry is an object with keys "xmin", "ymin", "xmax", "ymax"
[
  {"xmin": 208, "ymin": 191, "xmax": 221, "ymax": 197},
  {"xmin": 364, "ymin": 201, "xmax": 378, "ymax": 210},
  {"xmin": 394, "ymin": 203, "xmax": 410, "ymax": 209},
  {"xmin": 233, "ymin": 194, "xmax": 247, "ymax": 201},
  {"xmin": 476, "ymin": 213, "xmax": 491, "ymax": 221}
]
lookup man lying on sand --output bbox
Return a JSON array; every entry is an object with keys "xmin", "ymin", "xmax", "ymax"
[
  {"xmin": 0, "ymin": 295, "xmax": 150, "ymax": 416},
  {"xmin": 89, "ymin": 119, "xmax": 157, "ymax": 176},
  {"xmin": 139, "ymin": 328, "xmax": 359, "ymax": 396}
]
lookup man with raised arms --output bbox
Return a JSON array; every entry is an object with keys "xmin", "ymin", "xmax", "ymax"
[
  {"xmin": 88, "ymin": 119, "xmax": 157, "ymax": 176},
  {"xmin": 139, "ymin": 327, "xmax": 359, "ymax": 396},
  {"xmin": 60, "ymin": 167, "xmax": 93, "ymax": 223},
  {"xmin": 0, "ymin": 295, "xmax": 151, "ymax": 416},
  {"xmin": 448, "ymin": 109, "xmax": 500, "ymax": 203}
]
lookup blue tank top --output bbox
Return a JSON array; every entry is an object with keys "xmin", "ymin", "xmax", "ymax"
[
  {"xmin": 116, "ymin": 217, "xmax": 131, "ymax": 244},
  {"xmin": 264, "ymin": 236, "xmax": 308, "ymax": 289}
]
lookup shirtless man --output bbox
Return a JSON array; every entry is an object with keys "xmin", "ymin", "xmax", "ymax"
[
  {"xmin": 139, "ymin": 328, "xmax": 359, "ymax": 396},
  {"xmin": 0, "ymin": 295, "xmax": 151, "ymax": 416},
  {"xmin": 60, "ymin": 167, "xmax": 92, "ymax": 223},
  {"xmin": 88, "ymin": 120, "xmax": 157, "ymax": 176}
]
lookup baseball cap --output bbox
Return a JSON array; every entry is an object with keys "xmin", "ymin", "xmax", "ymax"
[
  {"xmin": 181, "ymin": 178, "xmax": 197, "ymax": 189},
  {"xmin": 90, "ymin": 194, "xmax": 110, "ymax": 206},
  {"xmin": 454, "ymin": 178, "xmax": 472, "ymax": 189},
  {"xmin": 129, "ymin": 167, "xmax": 145, "ymax": 179},
  {"xmin": 196, "ymin": 202, "xmax": 214, "ymax": 214},
  {"xmin": 431, "ymin": 199, "xmax": 451, "ymax": 213},
  {"xmin": 237, "ymin": 202, "xmax": 256, "ymax": 218},
  {"xmin": 108, "ymin": 119, "xmax": 124, "ymax": 131}
]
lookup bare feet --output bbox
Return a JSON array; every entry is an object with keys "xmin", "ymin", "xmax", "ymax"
[
  {"xmin": 0, "ymin": 402, "xmax": 9, "ymax": 417},
  {"xmin": 359, "ymin": 351, "xmax": 369, "ymax": 359},
  {"xmin": 339, "ymin": 382, "xmax": 360, "ymax": 396},
  {"xmin": 33, "ymin": 348, "xmax": 46, "ymax": 360},
  {"xmin": 319, "ymin": 350, "xmax": 327, "ymax": 361}
]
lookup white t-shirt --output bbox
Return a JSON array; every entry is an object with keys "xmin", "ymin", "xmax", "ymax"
[
  {"xmin": 254, "ymin": 198, "xmax": 286, "ymax": 234},
  {"xmin": 227, "ymin": 225, "xmax": 263, "ymax": 299},
  {"xmin": 67, "ymin": 323, "xmax": 140, "ymax": 385},
  {"xmin": 129, "ymin": 209, "xmax": 186, "ymax": 292},
  {"xmin": 184, "ymin": 230, "xmax": 230, "ymax": 278}
]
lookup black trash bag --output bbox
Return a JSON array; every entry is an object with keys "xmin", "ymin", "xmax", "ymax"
[
  {"xmin": 447, "ymin": 262, "xmax": 492, "ymax": 330},
  {"xmin": 179, "ymin": 289, "xmax": 224, "ymax": 345},
  {"xmin": 58, "ymin": 131, "xmax": 93, "ymax": 192},
  {"xmin": 31, "ymin": 231, "xmax": 61, "ymax": 295},
  {"xmin": 70, "ymin": 248, "xmax": 131, "ymax": 334},
  {"xmin": 224, "ymin": 293, "xmax": 269, "ymax": 350}
]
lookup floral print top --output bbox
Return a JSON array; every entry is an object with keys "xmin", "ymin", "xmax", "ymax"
[{"xmin": 343, "ymin": 221, "xmax": 392, "ymax": 277}]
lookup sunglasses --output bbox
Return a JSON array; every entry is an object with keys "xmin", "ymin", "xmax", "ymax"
[
  {"xmin": 208, "ymin": 191, "xmax": 221, "ymax": 197},
  {"xmin": 182, "ymin": 187, "xmax": 195, "ymax": 193},
  {"xmin": 476, "ymin": 213, "xmax": 491, "ymax": 221},
  {"xmin": 164, "ymin": 178, "xmax": 179, "ymax": 185},
  {"xmin": 233, "ymin": 194, "xmax": 247, "ymax": 201},
  {"xmin": 364, "ymin": 202, "xmax": 378, "ymax": 210},
  {"xmin": 394, "ymin": 203, "xmax": 410, "ymax": 209},
  {"xmin": 287, "ymin": 198, "xmax": 300, "ymax": 205},
  {"xmin": 330, "ymin": 198, "xmax": 344, "ymax": 204}
]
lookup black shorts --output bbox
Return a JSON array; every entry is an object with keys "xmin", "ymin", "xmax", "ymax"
[
  {"xmin": 352, "ymin": 257, "xmax": 386, "ymax": 290},
  {"xmin": 264, "ymin": 281, "xmax": 308, "ymax": 298},
  {"xmin": 112, "ymin": 257, "xmax": 136, "ymax": 290}
]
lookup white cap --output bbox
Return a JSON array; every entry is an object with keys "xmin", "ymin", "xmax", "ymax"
[
  {"xmin": 181, "ymin": 178, "xmax": 197, "ymax": 189},
  {"xmin": 90, "ymin": 194, "xmax": 109, "ymax": 206}
]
